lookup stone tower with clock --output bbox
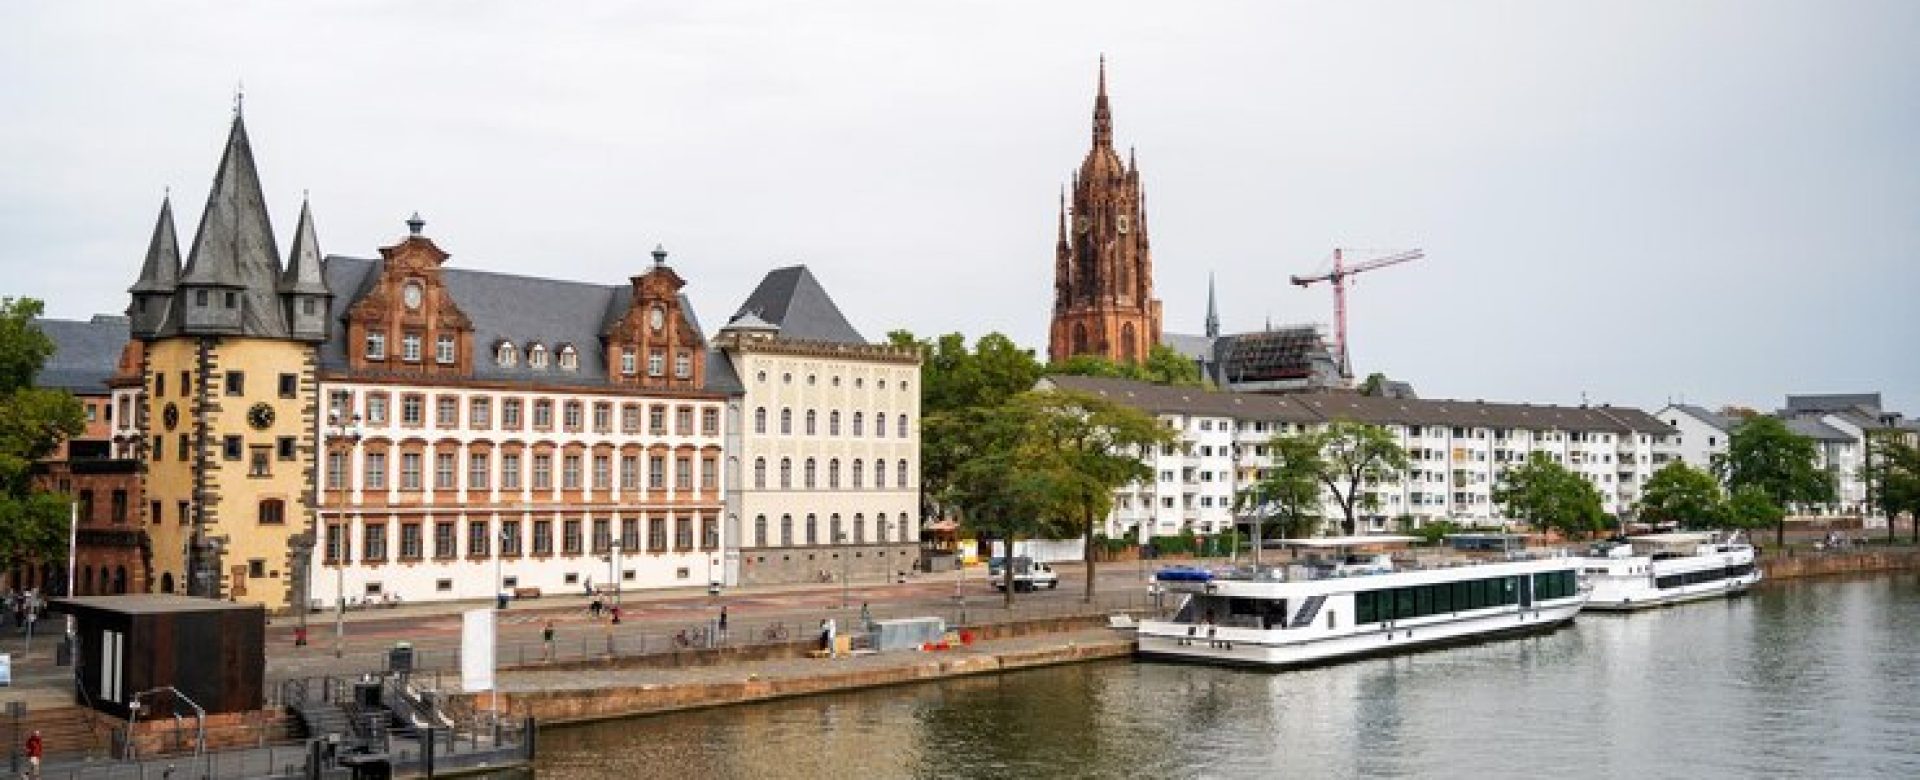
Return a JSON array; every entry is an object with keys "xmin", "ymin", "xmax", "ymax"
[
  {"xmin": 1048, "ymin": 57, "xmax": 1162, "ymax": 365},
  {"xmin": 126, "ymin": 107, "xmax": 331, "ymax": 609}
]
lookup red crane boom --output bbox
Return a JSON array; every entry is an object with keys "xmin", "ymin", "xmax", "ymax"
[{"xmin": 1289, "ymin": 247, "xmax": 1424, "ymax": 379}]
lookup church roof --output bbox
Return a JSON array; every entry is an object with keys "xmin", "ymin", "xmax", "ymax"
[
  {"xmin": 174, "ymin": 111, "xmax": 289, "ymax": 338},
  {"xmin": 730, "ymin": 265, "xmax": 866, "ymax": 344},
  {"xmin": 31, "ymin": 316, "xmax": 129, "ymax": 395}
]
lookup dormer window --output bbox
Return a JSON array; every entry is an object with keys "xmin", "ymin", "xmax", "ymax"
[
  {"xmin": 195, "ymin": 290, "xmax": 209, "ymax": 306},
  {"xmin": 558, "ymin": 345, "xmax": 579, "ymax": 371},
  {"xmin": 528, "ymin": 344, "xmax": 549, "ymax": 370},
  {"xmin": 495, "ymin": 341, "xmax": 517, "ymax": 367},
  {"xmin": 401, "ymin": 333, "xmax": 423, "ymax": 362},
  {"xmin": 674, "ymin": 351, "xmax": 691, "ymax": 379},
  {"xmin": 648, "ymin": 350, "xmax": 664, "ymax": 377},
  {"xmin": 620, "ymin": 348, "xmax": 637, "ymax": 376},
  {"xmin": 436, "ymin": 335, "xmax": 456, "ymax": 365},
  {"xmin": 365, "ymin": 333, "xmax": 387, "ymax": 360}
]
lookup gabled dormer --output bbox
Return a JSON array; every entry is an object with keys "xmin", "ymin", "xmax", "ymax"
[
  {"xmin": 343, "ymin": 214, "xmax": 473, "ymax": 374},
  {"xmin": 604, "ymin": 245, "xmax": 704, "ymax": 390},
  {"xmin": 127, "ymin": 194, "xmax": 182, "ymax": 340}
]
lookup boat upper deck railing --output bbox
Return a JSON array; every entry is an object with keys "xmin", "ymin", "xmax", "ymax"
[{"xmin": 1167, "ymin": 548, "xmax": 1574, "ymax": 586}]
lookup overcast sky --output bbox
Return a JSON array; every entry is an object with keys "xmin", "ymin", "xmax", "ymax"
[{"xmin": 4, "ymin": 1, "xmax": 1915, "ymax": 414}]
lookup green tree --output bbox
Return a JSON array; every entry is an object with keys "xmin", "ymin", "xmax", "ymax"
[
  {"xmin": 1014, "ymin": 390, "xmax": 1174, "ymax": 603},
  {"xmin": 1637, "ymin": 461, "xmax": 1726, "ymax": 529},
  {"xmin": 1866, "ymin": 437, "xmax": 1920, "ymax": 544},
  {"xmin": 1238, "ymin": 431, "xmax": 1326, "ymax": 545},
  {"xmin": 1494, "ymin": 452, "xmax": 1609, "ymax": 538},
  {"xmin": 1046, "ymin": 344, "xmax": 1204, "ymax": 387},
  {"xmin": 1359, "ymin": 373, "xmax": 1388, "ymax": 397},
  {"xmin": 890, "ymin": 330, "xmax": 1044, "ymax": 522},
  {"xmin": 0, "ymin": 298, "xmax": 86, "ymax": 577},
  {"xmin": 1713, "ymin": 416, "xmax": 1834, "ymax": 547},
  {"xmin": 1309, "ymin": 420, "xmax": 1410, "ymax": 536},
  {"xmin": 1724, "ymin": 484, "xmax": 1784, "ymax": 535},
  {"xmin": 944, "ymin": 401, "xmax": 1064, "ymax": 608}
]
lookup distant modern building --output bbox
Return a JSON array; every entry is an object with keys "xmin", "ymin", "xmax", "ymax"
[
  {"xmin": 1660, "ymin": 392, "xmax": 1920, "ymax": 519},
  {"xmin": 713, "ymin": 266, "xmax": 922, "ymax": 585},
  {"xmin": 1040, "ymin": 375, "xmax": 1678, "ymax": 540}
]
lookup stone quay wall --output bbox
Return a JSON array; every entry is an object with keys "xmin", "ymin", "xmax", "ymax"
[{"xmin": 1760, "ymin": 548, "xmax": 1920, "ymax": 581}]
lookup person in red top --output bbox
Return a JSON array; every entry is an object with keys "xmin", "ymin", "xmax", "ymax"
[{"xmin": 24, "ymin": 729, "xmax": 43, "ymax": 777}]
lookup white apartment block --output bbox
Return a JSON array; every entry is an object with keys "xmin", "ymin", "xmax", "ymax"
[{"xmin": 1041, "ymin": 376, "xmax": 1680, "ymax": 541}]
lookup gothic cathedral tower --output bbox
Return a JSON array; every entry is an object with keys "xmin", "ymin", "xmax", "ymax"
[
  {"xmin": 1048, "ymin": 57, "xmax": 1162, "ymax": 365},
  {"xmin": 127, "ymin": 106, "xmax": 330, "ymax": 609}
]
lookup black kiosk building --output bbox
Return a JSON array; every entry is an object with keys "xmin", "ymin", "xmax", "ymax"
[{"xmin": 52, "ymin": 595, "xmax": 265, "ymax": 719}]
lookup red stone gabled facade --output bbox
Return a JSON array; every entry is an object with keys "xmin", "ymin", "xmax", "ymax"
[
  {"xmin": 344, "ymin": 219, "xmax": 476, "ymax": 378},
  {"xmin": 603, "ymin": 247, "xmax": 705, "ymax": 391},
  {"xmin": 1048, "ymin": 58, "xmax": 1162, "ymax": 365}
]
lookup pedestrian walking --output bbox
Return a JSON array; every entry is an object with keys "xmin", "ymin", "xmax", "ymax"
[
  {"xmin": 542, "ymin": 620, "xmax": 556, "ymax": 662},
  {"xmin": 25, "ymin": 729, "xmax": 43, "ymax": 778},
  {"xmin": 859, "ymin": 601, "xmax": 873, "ymax": 632},
  {"xmin": 610, "ymin": 605, "xmax": 622, "ymax": 625},
  {"xmin": 717, "ymin": 606, "xmax": 729, "ymax": 641},
  {"xmin": 589, "ymin": 597, "xmax": 603, "ymax": 620}
]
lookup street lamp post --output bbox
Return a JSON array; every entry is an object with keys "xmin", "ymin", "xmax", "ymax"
[
  {"xmin": 836, "ymin": 531, "xmax": 849, "ymax": 609},
  {"xmin": 495, "ymin": 526, "xmax": 506, "ymax": 609},
  {"xmin": 608, "ymin": 538, "xmax": 623, "ymax": 609},
  {"xmin": 324, "ymin": 412, "xmax": 362, "ymax": 659}
]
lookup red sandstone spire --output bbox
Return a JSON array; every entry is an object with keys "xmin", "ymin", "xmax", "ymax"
[{"xmin": 1092, "ymin": 55, "xmax": 1113, "ymax": 148}]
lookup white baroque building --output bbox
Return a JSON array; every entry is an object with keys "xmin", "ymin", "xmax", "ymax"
[{"xmin": 1039, "ymin": 376, "xmax": 1680, "ymax": 540}]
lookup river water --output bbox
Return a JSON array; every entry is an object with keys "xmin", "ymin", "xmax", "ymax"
[{"xmin": 532, "ymin": 574, "xmax": 1920, "ymax": 779}]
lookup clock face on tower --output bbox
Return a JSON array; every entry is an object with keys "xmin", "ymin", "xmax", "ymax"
[
  {"xmin": 163, "ymin": 403, "xmax": 180, "ymax": 431},
  {"xmin": 402, "ymin": 282, "xmax": 424, "ymax": 310},
  {"xmin": 247, "ymin": 403, "xmax": 276, "ymax": 430}
]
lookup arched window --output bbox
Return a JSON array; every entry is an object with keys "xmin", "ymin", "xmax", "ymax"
[
  {"xmin": 780, "ymin": 408, "xmax": 792, "ymax": 435},
  {"xmin": 829, "ymin": 410, "xmax": 841, "ymax": 436},
  {"xmin": 754, "ymin": 458, "xmax": 767, "ymax": 489},
  {"xmin": 557, "ymin": 344, "xmax": 579, "ymax": 371},
  {"xmin": 804, "ymin": 458, "xmax": 817, "ymax": 489},
  {"xmin": 754, "ymin": 407, "xmax": 767, "ymax": 434},
  {"xmin": 853, "ymin": 514, "xmax": 865, "ymax": 544},
  {"xmin": 829, "ymin": 514, "xmax": 843, "ymax": 543},
  {"xmin": 780, "ymin": 515, "xmax": 794, "ymax": 546},
  {"xmin": 805, "ymin": 514, "xmax": 818, "ymax": 545},
  {"xmin": 828, "ymin": 459, "xmax": 840, "ymax": 489},
  {"xmin": 114, "ymin": 566, "xmax": 127, "ymax": 594},
  {"xmin": 898, "ymin": 459, "xmax": 910, "ymax": 488},
  {"xmin": 495, "ymin": 341, "xmax": 517, "ymax": 367},
  {"xmin": 875, "ymin": 459, "xmax": 887, "ymax": 489},
  {"xmin": 806, "ymin": 409, "xmax": 817, "ymax": 435},
  {"xmin": 1072, "ymin": 323, "xmax": 1089, "ymax": 353},
  {"xmin": 852, "ymin": 412, "xmax": 864, "ymax": 437},
  {"xmin": 1120, "ymin": 323, "xmax": 1138, "ymax": 362},
  {"xmin": 852, "ymin": 460, "xmax": 864, "ymax": 489},
  {"xmin": 528, "ymin": 343, "xmax": 548, "ymax": 369},
  {"xmin": 900, "ymin": 513, "xmax": 912, "ymax": 542},
  {"xmin": 780, "ymin": 458, "xmax": 792, "ymax": 489},
  {"xmin": 754, "ymin": 515, "xmax": 768, "ymax": 548},
  {"xmin": 898, "ymin": 415, "xmax": 909, "ymax": 438},
  {"xmin": 876, "ymin": 413, "xmax": 887, "ymax": 438}
]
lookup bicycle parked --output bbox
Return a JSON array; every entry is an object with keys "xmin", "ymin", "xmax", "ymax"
[
  {"xmin": 673, "ymin": 625, "xmax": 710, "ymax": 649},
  {"xmin": 761, "ymin": 621, "xmax": 791, "ymax": 642}
]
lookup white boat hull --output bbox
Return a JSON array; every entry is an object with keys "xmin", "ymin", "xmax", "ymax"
[
  {"xmin": 1136, "ymin": 598, "xmax": 1586, "ymax": 668},
  {"xmin": 1584, "ymin": 571, "xmax": 1761, "ymax": 612}
]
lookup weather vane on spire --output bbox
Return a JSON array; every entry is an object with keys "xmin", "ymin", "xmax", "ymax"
[{"xmin": 234, "ymin": 80, "xmax": 245, "ymax": 116}]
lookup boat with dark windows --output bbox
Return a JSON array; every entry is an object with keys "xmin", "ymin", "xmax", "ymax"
[
  {"xmin": 1135, "ymin": 536, "xmax": 1588, "ymax": 668},
  {"xmin": 1577, "ymin": 531, "xmax": 1759, "ymax": 611}
]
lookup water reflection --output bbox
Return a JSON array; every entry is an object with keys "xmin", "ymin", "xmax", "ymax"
[{"xmin": 533, "ymin": 575, "xmax": 1920, "ymax": 779}]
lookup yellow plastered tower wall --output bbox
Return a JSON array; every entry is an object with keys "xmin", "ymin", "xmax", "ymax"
[{"xmin": 126, "ymin": 109, "xmax": 332, "ymax": 611}]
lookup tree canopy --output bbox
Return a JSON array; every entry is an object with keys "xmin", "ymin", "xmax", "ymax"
[
  {"xmin": 889, "ymin": 330, "xmax": 1045, "ymax": 519},
  {"xmin": 0, "ymin": 298, "xmax": 86, "ymax": 574},
  {"xmin": 1637, "ymin": 461, "xmax": 1726, "ymax": 529},
  {"xmin": 1238, "ymin": 430, "xmax": 1325, "ymax": 542},
  {"xmin": 1713, "ymin": 416, "xmax": 1833, "ymax": 546},
  {"xmin": 1867, "ymin": 437, "xmax": 1920, "ymax": 544},
  {"xmin": 1309, "ymin": 420, "xmax": 1410, "ymax": 535},
  {"xmin": 1046, "ymin": 344, "xmax": 1204, "ymax": 387},
  {"xmin": 1494, "ymin": 452, "xmax": 1609, "ymax": 538}
]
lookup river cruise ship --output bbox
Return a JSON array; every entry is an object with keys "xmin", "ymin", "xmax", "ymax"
[
  {"xmin": 1136, "ymin": 537, "xmax": 1588, "ymax": 668},
  {"xmin": 1577, "ymin": 532, "xmax": 1759, "ymax": 611}
]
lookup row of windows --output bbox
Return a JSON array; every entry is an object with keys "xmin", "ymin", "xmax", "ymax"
[
  {"xmin": 1175, "ymin": 417, "xmax": 1670, "ymax": 448},
  {"xmin": 750, "ymin": 457, "xmax": 912, "ymax": 490},
  {"xmin": 1352, "ymin": 571, "xmax": 1576, "ymax": 624},
  {"xmin": 1655, "ymin": 563, "xmax": 1755, "ymax": 590},
  {"xmin": 149, "ymin": 370, "xmax": 298, "ymax": 401},
  {"xmin": 365, "ymin": 332, "xmax": 460, "ymax": 365},
  {"xmin": 753, "ymin": 369, "xmax": 910, "ymax": 393},
  {"xmin": 323, "ymin": 515, "xmax": 720, "ymax": 563},
  {"xmin": 330, "ymin": 391, "xmax": 719, "ymax": 437},
  {"xmin": 749, "ymin": 512, "xmax": 915, "ymax": 547},
  {"xmin": 752, "ymin": 407, "xmax": 910, "ymax": 438},
  {"xmin": 326, "ymin": 450, "xmax": 719, "ymax": 493}
]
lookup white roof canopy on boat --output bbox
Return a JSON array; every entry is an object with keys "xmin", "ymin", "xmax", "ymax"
[
  {"xmin": 1627, "ymin": 532, "xmax": 1714, "ymax": 544},
  {"xmin": 1278, "ymin": 535, "xmax": 1419, "ymax": 548}
]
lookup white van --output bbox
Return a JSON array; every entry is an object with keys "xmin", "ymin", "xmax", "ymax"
[{"xmin": 989, "ymin": 557, "xmax": 1059, "ymax": 592}]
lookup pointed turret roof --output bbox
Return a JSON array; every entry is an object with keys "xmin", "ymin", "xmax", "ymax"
[
  {"xmin": 1092, "ymin": 54, "xmax": 1112, "ymax": 148},
  {"xmin": 178, "ymin": 110, "xmax": 288, "ymax": 337},
  {"xmin": 1205, "ymin": 273, "xmax": 1220, "ymax": 338},
  {"xmin": 731, "ymin": 265, "xmax": 866, "ymax": 344},
  {"xmin": 280, "ymin": 196, "xmax": 329, "ymax": 295},
  {"xmin": 129, "ymin": 194, "xmax": 182, "ymax": 294}
]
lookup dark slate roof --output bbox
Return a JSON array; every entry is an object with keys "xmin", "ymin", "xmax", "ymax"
[
  {"xmin": 1668, "ymin": 404, "xmax": 1735, "ymax": 432},
  {"xmin": 731, "ymin": 265, "xmax": 866, "ymax": 344},
  {"xmin": 174, "ymin": 112, "xmax": 288, "ymax": 338},
  {"xmin": 128, "ymin": 196, "xmax": 181, "ymax": 294},
  {"xmin": 1781, "ymin": 417, "xmax": 1855, "ymax": 443},
  {"xmin": 279, "ymin": 199, "xmax": 329, "ymax": 295},
  {"xmin": 1785, "ymin": 393, "xmax": 1882, "ymax": 415},
  {"xmin": 32, "ymin": 317, "xmax": 128, "ymax": 394},
  {"xmin": 1043, "ymin": 374, "xmax": 1673, "ymax": 435},
  {"xmin": 320, "ymin": 256, "xmax": 732, "ymax": 393}
]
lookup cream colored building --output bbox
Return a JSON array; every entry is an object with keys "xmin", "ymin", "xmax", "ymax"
[{"xmin": 713, "ymin": 267, "xmax": 922, "ymax": 585}]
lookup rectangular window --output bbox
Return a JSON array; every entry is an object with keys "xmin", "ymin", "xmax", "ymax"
[
  {"xmin": 178, "ymin": 434, "xmax": 189, "ymax": 461},
  {"xmin": 675, "ymin": 516, "xmax": 693, "ymax": 550},
  {"xmin": 621, "ymin": 517, "xmax": 640, "ymax": 550},
  {"xmin": 364, "ymin": 452, "xmax": 387, "ymax": 488},
  {"xmin": 223, "ymin": 435, "xmax": 243, "ymax": 461},
  {"xmin": 533, "ymin": 454, "xmax": 552, "ymax": 489},
  {"xmin": 435, "ymin": 453, "xmax": 456, "ymax": 490},
  {"xmin": 676, "ymin": 407, "xmax": 693, "ymax": 435},
  {"xmin": 501, "ymin": 522, "xmax": 522, "ymax": 556},
  {"xmin": 649, "ymin": 516, "xmax": 667, "ymax": 550},
  {"xmin": 702, "ymin": 516, "xmax": 718, "ymax": 550},
  {"xmin": 562, "ymin": 454, "xmax": 582, "ymax": 490},
  {"xmin": 622, "ymin": 405, "xmax": 641, "ymax": 433},
  {"xmin": 674, "ymin": 352, "xmax": 691, "ymax": 379},
  {"xmin": 593, "ymin": 403, "xmax": 611, "ymax": 433},
  {"xmin": 365, "ymin": 333, "xmax": 386, "ymax": 360},
  {"xmin": 400, "ymin": 453, "xmax": 422, "ymax": 490},
  {"xmin": 365, "ymin": 523, "xmax": 387, "ymax": 562},
  {"xmin": 278, "ymin": 373, "xmax": 297, "ymax": 399},
  {"xmin": 400, "ymin": 523, "xmax": 423, "ymax": 559},
  {"xmin": 502, "ymin": 454, "xmax": 521, "ymax": 489},
  {"xmin": 701, "ymin": 457, "xmax": 717, "ymax": 491},
  {"xmin": 468, "ymin": 521, "xmax": 490, "ymax": 558},
  {"xmin": 277, "ymin": 436, "xmax": 296, "ymax": 461},
  {"xmin": 533, "ymin": 520, "xmax": 553, "ymax": 555},
  {"xmin": 533, "ymin": 400, "xmax": 553, "ymax": 429},
  {"xmin": 563, "ymin": 519, "xmax": 583, "ymax": 555},
  {"xmin": 675, "ymin": 457, "xmax": 692, "ymax": 490},
  {"xmin": 593, "ymin": 455, "xmax": 611, "ymax": 490},
  {"xmin": 502, "ymin": 398, "xmax": 522, "ymax": 429},
  {"xmin": 435, "ymin": 521, "xmax": 457, "ymax": 559},
  {"xmin": 649, "ymin": 455, "xmax": 666, "ymax": 489},
  {"xmin": 367, "ymin": 394, "xmax": 389, "ymax": 424},
  {"xmin": 648, "ymin": 350, "xmax": 664, "ymax": 377},
  {"xmin": 702, "ymin": 408, "xmax": 719, "ymax": 436},
  {"xmin": 436, "ymin": 396, "xmax": 458, "ymax": 428},
  {"xmin": 224, "ymin": 371, "xmax": 245, "ymax": 396},
  {"xmin": 620, "ymin": 455, "xmax": 639, "ymax": 490},
  {"xmin": 155, "ymin": 374, "xmax": 166, "ymax": 397},
  {"xmin": 401, "ymin": 395, "xmax": 424, "ymax": 426},
  {"xmin": 402, "ymin": 333, "xmax": 423, "ymax": 362},
  {"xmin": 469, "ymin": 452, "xmax": 489, "ymax": 490},
  {"xmin": 649, "ymin": 406, "xmax": 666, "ymax": 435},
  {"xmin": 593, "ymin": 518, "xmax": 611, "ymax": 553},
  {"xmin": 436, "ymin": 335, "xmax": 456, "ymax": 365},
  {"xmin": 620, "ymin": 348, "xmax": 637, "ymax": 376},
  {"xmin": 326, "ymin": 523, "xmax": 345, "ymax": 563},
  {"xmin": 564, "ymin": 402, "xmax": 583, "ymax": 431},
  {"xmin": 179, "ymin": 500, "xmax": 190, "ymax": 526},
  {"xmin": 470, "ymin": 398, "xmax": 491, "ymax": 429}
]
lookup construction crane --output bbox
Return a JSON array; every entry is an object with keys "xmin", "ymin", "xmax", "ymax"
[{"xmin": 1289, "ymin": 247, "xmax": 1424, "ymax": 379}]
